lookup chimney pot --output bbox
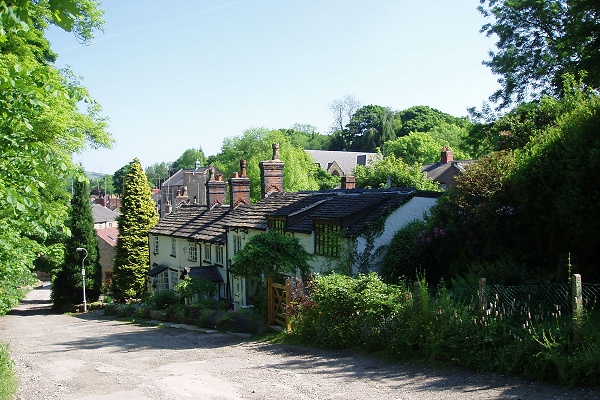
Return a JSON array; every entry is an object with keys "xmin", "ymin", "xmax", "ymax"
[{"xmin": 441, "ymin": 146, "xmax": 454, "ymax": 163}]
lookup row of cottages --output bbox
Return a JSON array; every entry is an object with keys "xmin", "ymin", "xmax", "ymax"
[{"xmin": 148, "ymin": 144, "xmax": 440, "ymax": 310}]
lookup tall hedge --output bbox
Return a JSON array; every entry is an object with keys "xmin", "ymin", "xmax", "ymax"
[
  {"xmin": 52, "ymin": 178, "xmax": 101, "ymax": 309},
  {"xmin": 112, "ymin": 158, "xmax": 158, "ymax": 301}
]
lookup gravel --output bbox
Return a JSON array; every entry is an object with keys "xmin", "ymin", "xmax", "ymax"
[{"xmin": 0, "ymin": 284, "xmax": 598, "ymax": 400}]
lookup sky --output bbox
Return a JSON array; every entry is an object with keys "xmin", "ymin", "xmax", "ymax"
[{"xmin": 46, "ymin": 0, "xmax": 500, "ymax": 176}]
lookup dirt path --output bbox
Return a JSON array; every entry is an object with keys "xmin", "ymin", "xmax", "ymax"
[{"xmin": 1, "ymin": 285, "xmax": 598, "ymax": 400}]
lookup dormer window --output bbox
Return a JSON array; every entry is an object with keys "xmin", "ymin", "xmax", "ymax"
[
  {"xmin": 315, "ymin": 222, "xmax": 341, "ymax": 257},
  {"xmin": 268, "ymin": 218, "xmax": 286, "ymax": 234}
]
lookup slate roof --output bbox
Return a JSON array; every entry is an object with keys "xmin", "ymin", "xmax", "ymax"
[
  {"xmin": 91, "ymin": 204, "xmax": 119, "ymax": 223},
  {"xmin": 421, "ymin": 160, "xmax": 477, "ymax": 182},
  {"xmin": 227, "ymin": 187, "xmax": 424, "ymax": 237},
  {"xmin": 149, "ymin": 204, "xmax": 230, "ymax": 244},
  {"xmin": 161, "ymin": 167, "xmax": 211, "ymax": 188},
  {"xmin": 305, "ymin": 150, "xmax": 377, "ymax": 176}
]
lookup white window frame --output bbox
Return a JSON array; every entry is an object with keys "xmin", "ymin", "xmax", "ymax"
[
  {"xmin": 203, "ymin": 243, "xmax": 212, "ymax": 263},
  {"xmin": 216, "ymin": 245, "xmax": 224, "ymax": 265},
  {"xmin": 171, "ymin": 238, "xmax": 177, "ymax": 257},
  {"xmin": 153, "ymin": 236, "xmax": 159, "ymax": 254},
  {"xmin": 233, "ymin": 235, "xmax": 242, "ymax": 256},
  {"xmin": 188, "ymin": 243, "xmax": 198, "ymax": 262}
]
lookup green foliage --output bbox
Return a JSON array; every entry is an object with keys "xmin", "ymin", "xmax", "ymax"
[
  {"xmin": 0, "ymin": 0, "xmax": 109, "ymax": 315},
  {"xmin": 479, "ymin": 0, "xmax": 600, "ymax": 109},
  {"xmin": 171, "ymin": 147, "xmax": 206, "ymax": 171},
  {"xmin": 211, "ymin": 128, "xmax": 320, "ymax": 202},
  {"xmin": 111, "ymin": 164, "xmax": 128, "ymax": 196},
  {"xmin": 144, "ymin": 161, "xmax": 169, "ymax": 189},
  {"xmin": 291, "ymin": 274, "xmax": 600, "ymax": 386},
  {"xmin": 174, "ymin": 277, "xmax": 217, "ymax": 304},
  {"xmin": 232, "ymin": 231, "xmax": 312, "ymax": 280},
  {"xmin": 397, "ymin": 105, "xmax": 470, "ymax": 137},
  {"xmin": 52, "ymin": 177, "xmax": 102, "ymax": 309},
  {"xmin": 292, "ymin": 273, "xmax": 409, "ymax": 349},
  {"xmin": 0, "ymin": 342, "xmax": 17, "ymax": 400},
  {"xmin": 112, "ymin": 159, "xmax": 158, "ymax": 301},
  {"xmin": 381, "ymin": 219, "xmax": 428, "ymax": 283},
  {"xmin": 342, "ymin": 105, "xmax": 399, "ymax": 152},
  {"xmin": 353, "ymin": 153, "xmax": 439, "ymax": 191}
]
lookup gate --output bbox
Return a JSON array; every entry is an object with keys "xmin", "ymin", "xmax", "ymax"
[{"xmin": 268, "ymin": 276, "xmax": 291, "ymax": 332}]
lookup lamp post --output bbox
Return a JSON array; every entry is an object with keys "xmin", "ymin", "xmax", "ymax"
[{"xmin": 76, "ymin": 247, "xmax": 88, "ymax": 312}]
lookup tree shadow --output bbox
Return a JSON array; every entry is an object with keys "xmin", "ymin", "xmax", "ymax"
[{"xmin": 7, "ymin": 285, "xmax": 56, "ymax": 316}]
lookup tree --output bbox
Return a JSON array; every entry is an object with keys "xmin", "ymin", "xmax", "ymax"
[
  {"xmin": 112, "ymin": 158, "xmax": 158, "ymax": 301},
  {"xmin": 144, "ymin": 162, "xmax": 169, "ymax": 189},
  {"xmin": 52, "ymin": 177, "xmax": 102, "ymax": 309},
  {"xmin": 385, "ymin": 132, "xmax": 445, "ymax": 164},
  {"xmin": 329, "ymin": 95, "xmax": 361, "ymax": 133},
  {"xmin": 479, "ymin": 0, "xmax": 600, "ymax": 109},
  {"xmin": 171, "ymin": 147, "xmax": 206, "ymax": 171},
  {"xmin": 0, "ymin": 0, "xmax": 109, "ymax": 315},
  {"xmin": 344, "ymin": 105, "xmax": 399, "ymax": 152},
  {"xmin": 112, "ymin": 164, "xmax": 128, "ymax": 196},
  {"xmin": 231, "ymin": 231, "xmax": 312, "ymax": 280},
  {"xmin": 353, "ymin": 154, "xmax": 439, "ymax": 191},
  {"xmin": 211, "ymin": 128, "xmax": 320, "ymax": 202}
]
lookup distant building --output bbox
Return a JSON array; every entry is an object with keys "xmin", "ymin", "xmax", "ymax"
[
  {"xmin": 96, "ymin": 227, "xmax": 118, "ymax": 286},
  {"xmin": 305, "ymin": 150, "xmax": 377, "ymax": 176},
  {"xmin": 421, "ymin": 147, "xmax": 477, "ymax": 189},
  {"xmin": 91, "ymin": 204, "xmax": 119, "ymax": 229}
]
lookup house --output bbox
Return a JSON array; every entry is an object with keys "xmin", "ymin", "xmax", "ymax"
[
  {"xmin": 148, "ymin": 167, "xmax": 232, "ymax": 297},
  {"xmin": 91, "ymin": 204, "xmax": 119, "ymax": 286},
  {"xmin": 421, "ymin": 147, "xmax": 476, "ymax": 189},
  {"xmin": 96, "ymin": 227, "xmax": 118, "ymax": 286},
  {"xmin": 91, "ymin": 203, "xmax": 119, "ymax": 229},
  {"xmin": 159, "ymin": 163, "xmax": 222, "ymax": 219},
  {"xmin": 148, "ymin": 144, "xmax": 440, "ymax": 310},
  {"xmin": 306, "ymin": 150, "xmax": 377, "ymax": 176}
]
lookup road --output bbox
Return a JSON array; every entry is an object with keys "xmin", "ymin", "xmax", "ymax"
[{"xmin": 0, "ymin": 284, "xmax": 598, "ymax": 400}]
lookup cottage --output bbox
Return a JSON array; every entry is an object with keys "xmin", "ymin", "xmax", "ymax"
[
  {"xmin": 421, "ymin": 147, "xmax": 476, "ymax": 189},
  {"xmin": 306, "ymin": 149, "xmax": 377, "ymax": 176},
  {"xmin": 148, "ymin": 144, "xmax": 440, "ymax": 310}
]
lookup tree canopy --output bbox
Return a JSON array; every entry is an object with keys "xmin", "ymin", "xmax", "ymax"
[
  {"xmin": 479, "ymin": 0, "xmax": 600, "ymax": 109},
  {"xmin": 0, "ymin": 0, "xmax": 109, "ymax": 315},
  {"xmin": 353, "ymin": 153, "xmax": 439, "ymax": 191},
  {"xmin": 171, "ymin": 147, "xmax": 206, "ymax": 171}
]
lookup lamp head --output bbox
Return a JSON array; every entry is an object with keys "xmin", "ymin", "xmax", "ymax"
[{"xmin": 76, "ymin": 248, "xmax": 85, "ymax": 252}]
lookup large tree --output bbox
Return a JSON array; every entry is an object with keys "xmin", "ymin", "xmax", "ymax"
[
  {"xmin": 52, "ymin": 177, "xmax": 102, "ymax": 309},
  {"xmin": 211, "ymin": 128, "xmax": 321, "ymax": 203},
  {"xmin": 0, "ymin": 0, "xmax": 110, "ymax": 315},
  {"xmin": 353, "ymin": 154, "xmax": 439, "ymax": 191},
  {"xmin": 479, "ymin": 0, "xmax": 600, "ymax": 109},
  {"xmin": 329, "ymin": 95, "xmax": 361, "ymax": 133},
  {"xmin": 112, "ymin": 158, "xmax": 158, "ymax": 301},
  {"xmin": 343, "ymin": 105, "xmax": 399, "ymax": 152},
  {"xmin": 171, "ymin": 147, "xmax": 206, "ymax": 171}
]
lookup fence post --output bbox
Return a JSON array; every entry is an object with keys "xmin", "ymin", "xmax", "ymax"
[
  {"xmin": 572, "ymin": 273, "xmax": 583, "ymax": 341},
  {"xmin": 478, "ymin": 278, "xmax": 487, "ymax": 315},
  {"xmin": 267, "ymin": 276, "xmax": 273, "ymax": 325},
  {"xmin": 285, "ymin": 277, "xmax": 291, "ymax": 333}
]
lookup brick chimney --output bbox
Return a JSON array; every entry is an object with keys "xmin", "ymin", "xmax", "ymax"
[
  {"xmin": 259, "ymin": 143, "xmax": 284, "ymax": 198},
  {"xmin": 229, "ymin": 160, "xmax": 251, "ymax": 207},
  {"xmin": 441, "ymin": 146, "xmax": 454, "ymax": 163},
  {"xmin": 206, "ymin": 165, "xmax": 226, "ymax": 207},
  {"xmin": 341, "ymin": 176, "xmax": 356, "ymax": 190}
]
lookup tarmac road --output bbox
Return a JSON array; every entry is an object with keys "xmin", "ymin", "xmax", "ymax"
[{"xmin": 0, "ymin": 284, "xmax": 598, "ymax": 400}]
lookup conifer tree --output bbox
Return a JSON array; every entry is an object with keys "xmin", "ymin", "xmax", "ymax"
[
  {"xmin": 52, "ymin": 178, "xmax": 102, "ymax": 309},
  {"xmin": 112, "ymin": 158, "xmax": 158, "ymax": 301}
]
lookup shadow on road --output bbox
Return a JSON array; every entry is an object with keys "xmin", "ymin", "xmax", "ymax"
[{"xmin": 8, "ymin": 285, "xmax": 55, "ymax": 316}]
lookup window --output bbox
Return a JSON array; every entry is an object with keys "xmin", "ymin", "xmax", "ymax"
[
  {"xmin": 216, "ymin": 246, "xmax": 224, "ymax": 265},
  {"xmin": 169, "ymin": 268, "xmax": 179, "ymax": 289},
  {"xmin": 153, "ymin": 236, "xmax": 159, "ymax": 254},
  {"xmin": 171, "ymin": 238, "xmax": 176, "ymax": 257},
  {"xmin": 315, "ymin": 222, "xmax": 341, "ymax": 257},
  {"xmin": 188, "ymin": 243, "xmax": 198, "ymax": 262},
  {"xmin": 153, "ymin": 271, "xmax": 169, "ymax": 292},
  {"xmin": 203, "ymin": 243, "xmax": 212, "ymax": 262},
  {"xmin": 268, "ymin": 218, "xmax": 286, "ymax": 234},
  {"xmin": 233, "ymin": 235, "xmax": 242, "ymax": 256}
]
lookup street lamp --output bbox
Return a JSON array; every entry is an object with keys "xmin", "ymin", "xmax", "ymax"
[{"xmin": 76, "ymin": 247, "xmax": 88, "ymax": 312}]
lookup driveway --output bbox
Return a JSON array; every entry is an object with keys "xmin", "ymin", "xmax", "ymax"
[{"xmin": 0, "ymin": 284, "xmax": 598, "ymax": 400}]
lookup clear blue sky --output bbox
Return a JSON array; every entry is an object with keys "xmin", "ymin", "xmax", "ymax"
[{"xmin": 46, "ymin": 0, "xmax": 499, "ymax": 175}]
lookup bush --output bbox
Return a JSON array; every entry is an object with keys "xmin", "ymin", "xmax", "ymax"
[{"xmin": 147, "ymin": 290, "xmax": 181, "ymax": 310}]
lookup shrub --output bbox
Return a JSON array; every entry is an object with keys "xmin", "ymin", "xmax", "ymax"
[{"xmin": 148, "ymin": 290, "xmax": 181, "ymax": 310}]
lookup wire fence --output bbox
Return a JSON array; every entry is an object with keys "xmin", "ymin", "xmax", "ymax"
[{"xmin": 450, "ymin": 280, "xmax": 600, "ymax": 315}]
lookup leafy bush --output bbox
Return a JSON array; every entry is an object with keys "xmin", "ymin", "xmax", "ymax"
[
  {"xmin": 174, "ymin": 277, "xmax": 217, "ymax": 304},
  {"xmin": 147, "ymin": 290, "xmax": 181, "ymax": 310}
]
